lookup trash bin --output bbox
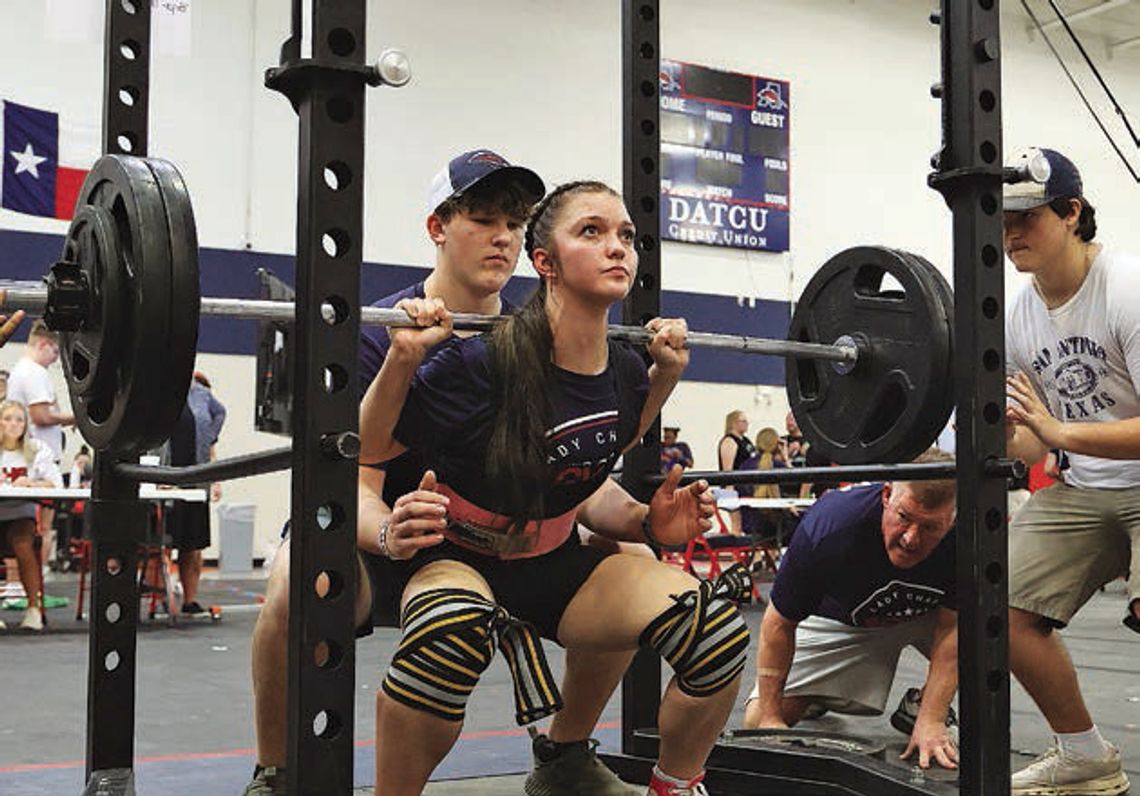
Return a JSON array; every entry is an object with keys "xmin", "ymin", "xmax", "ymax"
[{"xmin": 216, "ymin": 503, "xmax": 256, "ymax": 575}]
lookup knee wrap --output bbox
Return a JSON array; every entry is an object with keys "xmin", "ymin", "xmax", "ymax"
[
  {"xmin": 382, "ymin": 588, "xmax": 562, "ymax": 724},
  {"xmin": 641, "ymin": 575, "xmax": 751, "ymax": 697},
  {"xmin": 382, "ymin": 588, "xmax": 498, "ymax": 722}
]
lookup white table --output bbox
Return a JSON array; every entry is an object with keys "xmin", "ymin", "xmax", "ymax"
[{"xmin": 0, "ymin": 486, "xmax": 207, "ymax": 502}]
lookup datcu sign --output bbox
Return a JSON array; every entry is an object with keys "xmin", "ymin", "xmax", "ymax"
[{"xmin": 658, "ymin": 59, "xmax": 790, "ymax": 253}]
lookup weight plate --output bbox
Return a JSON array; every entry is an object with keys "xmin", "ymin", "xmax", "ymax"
[
  {"xmin": 64, "ymin": 155, "xmax": 176, "ymax": 452},
  {"xmin": 724, "ymin": 727, "xmax": 887, "ymax": 757},
  {"xmin": 786, "ymin": 246, "xmax": 953, "ymax": 465},
  {"xmin": 140, "ymin": 157, "xmax": 200, "ymax": 452},
  {"xmin": 893, "ymin": 249, "xmax": 956, "ymax": 454}
]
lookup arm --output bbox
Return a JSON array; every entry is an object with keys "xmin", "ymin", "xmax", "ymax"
[
  {"xmin": 902, "ymin": 608, "xmax": 959, "ymax": 770},
  {"xmin": 357, "ymin": 465, "xmax": 446, "ymax": 559},
  {"xmin": 1007, "ymin": 371, "xmax": 1140, "ymax": 459},
  {"xmin": 719, "ymin": 437, "xmax": 735, "ymax": 471},
  {"xmin": 576, "ymin": 467, "xmax": 716, "ymax": 545},
  {"xmin": 27, "ymin": 402, "xmax": 74, "ymax": 428},
  {"xmin": 631, "ymin": 318, "xmax": 689, "ymax": 447},
  {"xmin": 207, "ymin": 393, "xmax": 227, "ymax": 441},
  {"xmin": 751, "ymin": 602, "xmax": 800, "ymax": 728},
  {"xmin": 358, "ymin": 298, "xmax": 452, "ymax": 465}
]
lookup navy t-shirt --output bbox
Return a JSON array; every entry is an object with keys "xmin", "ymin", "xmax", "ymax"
[
  {"xmin": 393, "ymin": 336, "xmax": 648, "ymax": 519},
  {"xmin": 770, "ymin": 483, "xmax": 957, "ymax": 627},
  {"xmin": 358, "ymin": 282, "xmax": 515, "ymax": 506}
]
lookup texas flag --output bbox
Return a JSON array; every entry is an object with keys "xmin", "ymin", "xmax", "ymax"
[{"xmin": 1, "ymin": 100, "xmax": 92, "ymax": 221}]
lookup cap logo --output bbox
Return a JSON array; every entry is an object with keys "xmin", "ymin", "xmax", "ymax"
[{"xmin": 467, "ymin": 151, "xmax": 508, "ymax": 167}]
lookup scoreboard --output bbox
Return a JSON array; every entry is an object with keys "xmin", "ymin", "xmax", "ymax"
[{"xmin": 659, "ymin": 60, "xmax": 790, "ymax": 253}]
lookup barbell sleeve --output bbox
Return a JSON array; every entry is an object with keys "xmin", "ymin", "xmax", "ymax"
[{"xmin": 0, "ymin": 280, "xmax": 859, "ymax": 364}]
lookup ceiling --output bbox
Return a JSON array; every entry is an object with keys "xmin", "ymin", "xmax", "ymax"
[{"xmin": 1005, "ymin": 0, "xmax": 1140, "ymax": 59}]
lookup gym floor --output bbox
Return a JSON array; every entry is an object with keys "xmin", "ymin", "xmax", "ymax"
[{"xmin": 0, "ymin": 569, "xmax": 1135, "ymax": 795}]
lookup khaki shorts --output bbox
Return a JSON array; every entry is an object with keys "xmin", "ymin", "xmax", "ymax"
[
  {"xmin": 747, "ymin": 612, "xmax": 938, "ymax": 716},
  {"xmin": 1008, "ymin": 481, "xmax": 1139, "ymax": 626}
]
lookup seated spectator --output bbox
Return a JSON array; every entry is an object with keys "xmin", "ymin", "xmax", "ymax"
[
  {"xmin": 743, "ymin": 448, "xmax": 960, "ymax": 772},
  {"xmin": 0, "ymin": 399, "xmax": 63, "ymax": 630},
  {"xmin": 659, "ymin": 426, "xmax": 694, "ymax": 473}
]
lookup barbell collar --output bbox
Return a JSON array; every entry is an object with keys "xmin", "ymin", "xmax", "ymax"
[
  {"xmin": 0, "ymin": 282, "xmax": 859, "ymax": 364},
  {"xmin": 650, "ymin": 458, "xmax": 1025, "ymax": 488}
]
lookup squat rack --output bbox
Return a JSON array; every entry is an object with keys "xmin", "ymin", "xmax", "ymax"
[
  {"xmin": 76, "ymin": 1, "xmax": 1010, "ymax": 795},
  {"xmin": 605, "ymin": 1, "xmax": 1010, "ymax": 795}
]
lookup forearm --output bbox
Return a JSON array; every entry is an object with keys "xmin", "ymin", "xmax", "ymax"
[
  {"xmin": 1053, "ymin": 417, "xmax": 1140, "ymax": 460},
  {"xmin": 754, "ymin": 608, "xmax": 797, "ymax": 720},
  {"xmin": 918, "ymin": 616, "xmax": 958, "ymax": 725},
  {"xmin": 576, "ymin": 479, "xmax": 649, "ymax": 542},
  {"xmin": 356, "ymin": 471, "xmax": 392, "ymax": 555},
  {"xmin": 633, "ymin": 363, "xmax": 683, "ymax": 447},
  {"xmin": 359, "ymin": 350, "xmax": 418, "ymax": 463}
]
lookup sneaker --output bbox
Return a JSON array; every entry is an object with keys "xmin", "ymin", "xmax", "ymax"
[
  {"xmin": 241, "ymin": 766, "xmax": 287, "ymax": 796},
  {"xmin": 646, "ymin": 767, "xmax": 708, "ymax": 796},
  {"xmin": 181, "ymin": 601, "xmax": 206, "ymax": 616},
  {"xmin": 1011, "ymin": 741, "xmax": 1129, "ymax": 795},
  {"xmin": 0, "ymin": 618, "xmax": 7, "ymax": 630},
  {"xmin": 20, "ymin": 606, "xmax": 43, "ymax": 631},
  {"xmin": 890, "ymin": 687, "xmax": 958, "ymax": 744},
  {"xmin": 524, "ymin": 733, "xmax": 641, "ymax": 796}
]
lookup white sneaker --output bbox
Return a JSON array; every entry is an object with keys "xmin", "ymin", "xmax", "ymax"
[
  {"xmin": 0, "ymin": 618, "xmax": 7, "ymax": 629},
  {"xmin": 1011, "ymin": 741, "xmax": 1130, "ymax": 795},
  {"xmin": 19, "ymin": 606, "xmax": 43, "ymax": 631}
]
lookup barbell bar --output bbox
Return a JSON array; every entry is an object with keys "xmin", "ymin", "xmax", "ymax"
[{"xmin": 0, "ymin": 281, "xmax": 859, "ymax": 365}]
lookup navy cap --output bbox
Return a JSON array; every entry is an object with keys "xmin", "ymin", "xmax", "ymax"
[
  {"xmin": 426, "ymin": 149, "xmax": 545, "ymax": 214},
  {"xmin": 1004, "ymin": 147, "xmax": 1083, "ymax": 211}
]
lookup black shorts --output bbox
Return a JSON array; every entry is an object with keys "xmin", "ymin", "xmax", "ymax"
[
  {"xmin": 164, "ymin": 502, "xmax": 211, "ymax": 551},
  {"xmin": 361, "ymin": 530, "xmax": 607, "ymax": 641}
]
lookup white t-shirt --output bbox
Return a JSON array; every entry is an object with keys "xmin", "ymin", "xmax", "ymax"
[
  {"xmin": 1005, "ymin": 247, "xmax": 1140, "ymax": 489},
  {"xmin": 5, "ymin": 356, "xmax": 65, "ymax": 460},
  {"xmin": 0, "ymin": 442, "xmax": 63, "ymax": 522}
]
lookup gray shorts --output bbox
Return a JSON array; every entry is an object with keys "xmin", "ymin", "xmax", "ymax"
[
  {"xmin": 747, "ymin": 612, "xmax": 938, "ymax": 715},
  {"xmin": 1008, "ymin": 481, "xmax": 1140, "ymax": 625}
]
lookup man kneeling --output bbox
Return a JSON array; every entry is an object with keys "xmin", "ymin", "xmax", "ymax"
[{"xmin": 743, "ymin": 449, "xmax": 960, "ymax": 771}]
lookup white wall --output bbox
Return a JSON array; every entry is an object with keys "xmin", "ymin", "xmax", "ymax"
[{"xmin": 3, "ymin": 0, "xmax": 1139, "ymax": 554}]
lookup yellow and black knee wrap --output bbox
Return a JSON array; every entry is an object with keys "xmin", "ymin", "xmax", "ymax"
[
  {"xmin": 381, "ymin": 588, "xmax": 561, "ymax": 724},
  {"xmin": 640, "ymin": 565, "xmax": 752, "ymax": 697}
]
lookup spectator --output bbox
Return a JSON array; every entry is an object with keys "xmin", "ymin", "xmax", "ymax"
[
  {"xmin": 0, "ymin": 399, "xmax": 62, "ymax": 630},
  {"xmin": 0, "ymin": 368, "xmax": 8, "ymax": 401},
  {"xmin": 742, "ymin": 427, "xmax": 784, "ymax": 542},
  {"xmin": 659, "ymin": 425, "xmax": 694, "ymax": 473},
  {"xmin": 5, "ymin": 320, "xmax": 74, "ymax": 573},
  {"xmin": 718, "ymin": 410, "xmax": 757, "ymax": 535}
]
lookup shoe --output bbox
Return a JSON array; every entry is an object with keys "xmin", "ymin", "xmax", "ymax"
[
  {"xmin": 241, "ymin": 766, "xmax": 287, "ymax": 796},
  {"xmin": 20, "ymin": 606, "xmax": 44, "ymax": 631},
  {"xmin": 646, "ymin": 766, "xmax": 708, "ymax": 796},
  {"xmin": 181, "ymin": 601, "xmax": 206, "ymax": 616},
  {"xmin": 524, "ymin": 733, "xmax": 641, "ymax": 795},
  {"xmin": 1011, "ymin": 741, "xmax": 1129, "ymax": 795},
  {"xmin": 801, "ymin": 702, "xmax": 829, "ymax": 720},
  {"xmin": 1124, "ymin": 600, "xmax": 1140, "ymax": 634},
  {"xmin": 890, "ymin": 687, "xmax": 958, "ymax": 744},
  {"xmin": 0, "ymin": 619, "xmax": 7, "ymax": 629}
]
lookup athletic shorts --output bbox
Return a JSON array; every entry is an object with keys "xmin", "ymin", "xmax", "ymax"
[
  {"xmin": 747, "ymin": 612, "xmax": 938, "ymax": 716},
  {"xmin": 1008, "ymin": 481, "xmax": 1139, "ymax": 626},
  {"xmin": 361, "ymin": 530, "xmax": 608, "ymax": 641},
  {"xmin": 164, "ymin": 501, "xmax": 211, "ymax": 551}
]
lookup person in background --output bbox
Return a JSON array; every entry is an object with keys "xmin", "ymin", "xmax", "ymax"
[
  {"xmin": 659, "ymin": 425, "xmax": 694, "ymax": 473},
  {"xmin": 188, "ymin": 371, "xmax": 227, "ymax": 503},
  {"xmin": 719, "ymin": 409, "xmax": 757, "ymax": 535},
  {"xmin": 0, "ymin": 369, "xmax": 9, "ymax": 402},
  {"xmin": 0, "ymin": 309, "xmax": 25, "ymax": 348},
  {"xmin": 5, "ymin": 320, "xmax": 74, "ymax": 578},
  {"xmin": 0, "ymin": 399, "xmax": 63, "ymax": 630}
]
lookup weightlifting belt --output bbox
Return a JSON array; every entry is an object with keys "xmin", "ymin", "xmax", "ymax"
[{"xmin": 437, "ymin": 484, "xmax": 576, "ymax": 560}]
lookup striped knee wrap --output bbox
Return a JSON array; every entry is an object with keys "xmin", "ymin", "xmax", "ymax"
[
  {"xmin": 641, "ymin": 564, "xmax": 752, "ymax": 697},
  {"xmin": 382, "ymin": 588, "xmax": 562, "ymax": 725}
]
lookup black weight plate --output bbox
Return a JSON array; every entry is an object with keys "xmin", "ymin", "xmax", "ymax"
[
  {"xmin": 59, "ymin": 204, "xmax": 124, "ymax": 401},
  {"xmin": 724, "ymin": 728, "xmax": 887, "ymax": 757},
  {"xmin": 68, "ymin": 155, "xmax": 175, "ymax": 452},
  {"xmin": 786, "ymin": 246, "xmax": 952, "ymax": 465},
  {"xmin": 893, "ymin": 249, "xmax": 956, "ymax": 454},
  {"xmin": 139, "ymin": 157, "xmax": 200, "ymax": 452}
]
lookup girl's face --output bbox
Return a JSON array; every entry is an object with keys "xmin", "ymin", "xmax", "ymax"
[
  {"xmin": 1, "ymin": 406, "xmax": 26, "ymax": 445},
  {"xmin": 545, "ymin": 192, "xmax": 638, "ymax": 305}
]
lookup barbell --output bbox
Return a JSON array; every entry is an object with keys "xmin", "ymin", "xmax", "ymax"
[{"xmin": 0, "ymin": 155, "xmax": 955, "ymax": 464}]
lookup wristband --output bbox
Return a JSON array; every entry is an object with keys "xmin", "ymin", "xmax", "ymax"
[{"xmin": 378, "ymin": 518, "xmax": 410, "ymax": 560}]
